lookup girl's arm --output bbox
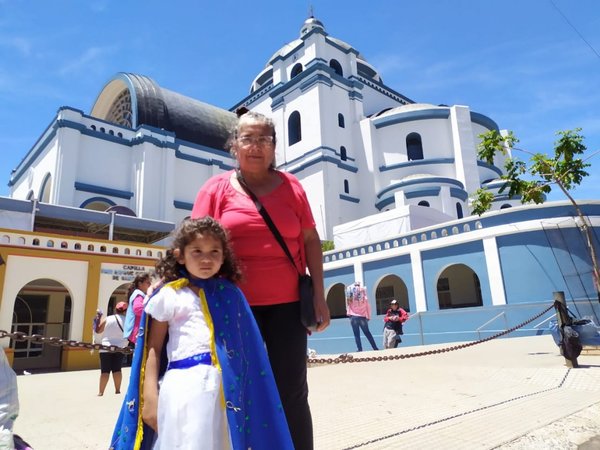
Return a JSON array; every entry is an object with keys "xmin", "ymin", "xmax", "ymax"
[{"xmin": 142, "ymin": 319, "xmax": 168, "ymax": 433}]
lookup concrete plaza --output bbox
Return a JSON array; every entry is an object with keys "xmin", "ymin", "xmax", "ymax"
[{"xmin": 12, "ymin": 335, "xmax": 600, "ymax": 449}]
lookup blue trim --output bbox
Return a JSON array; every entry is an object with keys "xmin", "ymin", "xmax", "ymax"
[
  {"xmin": 339, "ymin": 194, "xmax": 360, "ymax": 203},
  {"xmin": 324, "ymin": 36, "xmax": 360, "ymax": 57},
  {"xmin": 348, "ymin": 90, "xmax": 363, "ymax": 100},
  {"xmin": 375, "ymin": 196, "xmax": 396, "ymax": 210},
  {"xmin": 405, "ymin": 187, "xmax": 441, "ymax": 199},
  {"xmin": 373, "ymin": 108, "xmax": 450, "ymax": 129},
  {"xmin": 80, "ymin": 196, "xmax": 117, "ymax": 208},
  {"xmin": 380, "ymin": 158, "xmax": 454, "ymax": 172},
  {"xmin": 470, "ymin": 112, "xmax": 499, "ymax": 131},
  {"xmin": 0, "ymin": 197, "xmax": 36, "ymax": 213},
  {"xmin": 281, "ymin": 146, "xmax": 358, "ymax": 174},
  {"xmin": 348, "ymin": 75, "xmax": 414, "ymax": 105},
  {"xmin": 450, "ymin": 188, "xmax": 469, "ymax": 202},
  {"xmin": 173, "ymin": 200, "xmax": 193, "ymax": 211},
  {"xmin": 300, "ymin": 74, "xmax": 333, "ymax": 92},
  {"xmin": 175, "ymin": 149, "xmax": 234, "ymax": 170},
  {"xmin": 268, "ymin": 41, "xmax": 305, "ymax": 65},
  {"xmin": 74, "ymin": 182, "xmax": 134, "ymax": 200},
  {"xmin": 270, "ymin": 61, "xmax": 357, "ymax": 106},
  {"xmin": 9, "ymin": 118, "xmax": 60, "ymax": 187},
  {"xmin": 476, "ymin": 160, "xmax": 503, "ymax": 177},
  {"xmin": 231, "ymin": 82, "xmax": 278, "ymax": 112},
  {"xmin": 377, "ymin": 177, "xmax": 465, "ymax": 199}
]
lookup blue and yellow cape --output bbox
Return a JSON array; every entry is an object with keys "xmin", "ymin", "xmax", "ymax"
[{"xmin": 109, "ymin": 277, "xmax": 294, "ymax": 450}]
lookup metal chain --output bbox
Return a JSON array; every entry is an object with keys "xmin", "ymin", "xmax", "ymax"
[
  {"xmin": 342, "ymin": 367, "xmax": 572, "ymax": 449},
  {"xmin": 0, "ymin": 329, "xmax": 132, "ymax": 354},
  {"xmin": 0, "ymin": 303, "xmax": 555, "ymax": 359},
  {"xmin": 307, "ymin": 303, "xmax": 555, "ymax": 365}
]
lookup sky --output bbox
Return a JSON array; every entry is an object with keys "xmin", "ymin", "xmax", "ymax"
[{"xmin": 0, "ymin": 0, "xmax": 599, "ymax": 201}]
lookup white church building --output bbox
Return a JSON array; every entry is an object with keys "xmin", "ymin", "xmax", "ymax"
[{"xmin": 2, "ymin": 16, "xmax": 599, "ymax": 363}]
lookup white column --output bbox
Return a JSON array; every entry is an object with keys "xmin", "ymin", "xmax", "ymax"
[
  {"xmin": 483, "ymin": 236, "xmax": 507, "ymax": 305},
  {"xmin": 410, "ymin": 249, "xmax": 427, "ymax": 312}
]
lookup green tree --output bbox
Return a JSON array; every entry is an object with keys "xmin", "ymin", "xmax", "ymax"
[
  {"xmin": 472, "ymin": 128, "xmax": 599, "ymax": 301},
  {"xmin": 321, "ymin": 240, "xmax": 334, "ymax": 252}
]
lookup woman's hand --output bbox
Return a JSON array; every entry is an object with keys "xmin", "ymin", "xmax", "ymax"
[{"xmin": 314, "ymin": 295, "xmax": 331, "ymax": 332}]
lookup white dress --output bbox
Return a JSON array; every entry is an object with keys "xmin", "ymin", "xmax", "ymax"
[{"xmin": 144, "ymin": 284, "xmax": 231, "ymax": 450}]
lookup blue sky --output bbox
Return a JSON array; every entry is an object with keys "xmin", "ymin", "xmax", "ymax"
[{"xmin": 1, "ymin": 0, "xmax": 598, "ymax": 201}]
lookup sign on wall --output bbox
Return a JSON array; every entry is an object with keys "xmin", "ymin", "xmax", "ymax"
[{"xmin": 100, "ymin": 263, "xmax": 153, "ymax": 282}]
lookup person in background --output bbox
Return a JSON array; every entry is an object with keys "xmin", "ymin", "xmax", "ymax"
[
  {"xmin": 94, "ymin": 302, "xmax": 129, "ymax": 396},
  {"xmin": 383, "ymin": 299, "xmax": 409, "ymax": 349},
  {"xmin": 123, "ymin": 273, "xmax": 152, "ymax": 346},
  {"xmin": 191, "ymin": 111, "xmax": 330, "ymax": 450},
  {"xmin": 346, "ymin": 281, "xmax": 379, "ymax": 352}
]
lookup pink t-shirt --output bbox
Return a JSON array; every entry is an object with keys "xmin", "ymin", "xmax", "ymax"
[
  {"xmin": 191, "ymin": 170, "xmax": 316, "ymax": 306},
  {"xmin": 129, "ymin": 293, "xmax": 145, "ymax": 344}
]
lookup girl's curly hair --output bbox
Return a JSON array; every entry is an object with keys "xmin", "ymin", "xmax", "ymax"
[{"xmin": 155, "ymin": 217, "xmax": 242, "ymax": 284}]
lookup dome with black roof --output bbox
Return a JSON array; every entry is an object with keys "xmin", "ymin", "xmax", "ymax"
[{"xmin": 91, "ymin": 73, "xmax": 237, "ymax": 151}]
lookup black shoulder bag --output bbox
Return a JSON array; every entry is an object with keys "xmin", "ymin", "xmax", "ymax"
[{"xmin": 236, "ymin": 170, "xmax": 318, "ymax": 330}]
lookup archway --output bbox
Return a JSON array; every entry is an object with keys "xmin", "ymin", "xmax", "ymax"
[
  {"xmin": 374, "ymin": 275, "xmax": 409, "ymax": 315},
  {"xmin": 436, "ymin": 264, "xmax": 483, "ymax": 309},
  {"xmin": 11, "ymin": 279, "xmax": 72, "ymax": 372},
  {"xmin": 105, "ymin": 282, "xmax": 130, "ymax": 315},
  {"xmin": 326, "ymin": 282, "xmax": 347, "ymax": 319}
]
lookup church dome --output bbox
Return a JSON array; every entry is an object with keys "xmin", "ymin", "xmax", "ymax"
[
  {"xmin": 251, "ymin": 16, "xmax": 377, "ymax": 92},
  {"xmin": 91, "ymin": 73, "xmax": 237, "ymax": 151}
]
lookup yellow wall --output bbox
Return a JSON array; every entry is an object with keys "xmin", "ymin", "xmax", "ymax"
[{"xmin": 0, "ymin": 232, "xmax": 159, "ymax": 371}]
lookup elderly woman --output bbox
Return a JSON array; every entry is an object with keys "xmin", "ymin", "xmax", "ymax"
[{"xmin": 191, "ymin": 111, "xmax": 330, "ymax": 450}]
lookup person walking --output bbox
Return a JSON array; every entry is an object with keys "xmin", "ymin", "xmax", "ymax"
[{"xmin": 346, "ymin": 281, "xmax": 379, "ymax": 351}]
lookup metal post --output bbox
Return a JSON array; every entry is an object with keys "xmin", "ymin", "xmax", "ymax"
[{"xmin": 553, "ymin": 291, "xmax": 578, "ymax": 368}]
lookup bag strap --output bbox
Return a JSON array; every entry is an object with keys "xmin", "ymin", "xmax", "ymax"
[
  {"xmin": 115, "ymin": 315, "xmax": 124, "ymax": 332},
  {"xmin": 236, "ymin": 170, "xmax": 301, "ymax": 275}
]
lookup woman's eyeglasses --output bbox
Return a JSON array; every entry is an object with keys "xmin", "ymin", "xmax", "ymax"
[{"xmin": 237, "ymin": 135, "xmax": 274, "ymax": 147}]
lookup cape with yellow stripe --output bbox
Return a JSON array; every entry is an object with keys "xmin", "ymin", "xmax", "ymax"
[{"xmin": 109, "ymin": 277, "xmax": 294, "ymax": 450}]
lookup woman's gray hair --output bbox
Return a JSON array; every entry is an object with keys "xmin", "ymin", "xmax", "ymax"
[{"xmin": 228, "ymin": 111, "xmax": 277, "ymax": 168}]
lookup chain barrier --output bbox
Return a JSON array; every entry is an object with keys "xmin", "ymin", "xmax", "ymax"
[
  {"xmin": 307, "ymin": 303, "xmax": 555, "ymax": 365},
  {"xmin": 342, "ymin": 367, "xmax": 572, "ymax": 449},
  {"xmin": 0, "ymin": 303, "xmax": 555, "ymax": 359},
  {"xmin": 0, "ymin": 329, "xmax": 132, "ymax": 354}
]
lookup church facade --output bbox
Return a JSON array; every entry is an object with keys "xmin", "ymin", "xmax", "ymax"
[{"xmin": 2, "ymin": 17, "xmax": 599, "ymax": 364}]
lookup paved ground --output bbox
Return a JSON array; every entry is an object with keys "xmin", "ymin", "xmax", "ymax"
[{"xmin": 12, "ymin": 335, "xmax": 600, "ymax": 449}]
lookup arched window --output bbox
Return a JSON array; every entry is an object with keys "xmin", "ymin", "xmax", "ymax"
[
  {"xmin": 39, "ymin": 173, "xmax": 52, "ymax": 203},
  {"xmin": 288, "ymin": 111, "xmax": 302, "ymax": 146},
  {"xmin": 340, "ymin": 146, "xmax": 347, "ymax": 161},
  {"xmin": 500, "ymin": 203, "xmax": 512, "ymax": 209},
  {"xmin": 456, "ymin": 202, "xmax": 463, "ymax": 219},
  {"xmin": 343, "ymin": 180, "xmax": 349, "ymax": 194},
  {"xmin": 407, "ymin": 133, "xmax": 424, "ymax": 161},
  {"xmin": 291, "ymin": 63, "xmax": 303, "ymax": 78},
  {"xmin": 338, "ymin": 113, "xmax": 345, "ymax": 128},
  {"xmin": 418, "ymin": 200, "xmax": 430, "ymax": 207},
  {"xmin": 329, "ymin": 59, "xmax": 343, "ymax": 76}
]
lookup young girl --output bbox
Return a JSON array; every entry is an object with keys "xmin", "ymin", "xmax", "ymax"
[
  {"xmin": 123, "ymin": 273, "xmax": 152, "ymax": 346},
  {"xmin": 110, "ymin": 217, "xmax": 293, "ymax": 450}
]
